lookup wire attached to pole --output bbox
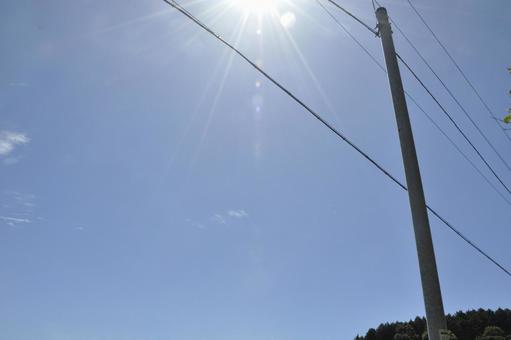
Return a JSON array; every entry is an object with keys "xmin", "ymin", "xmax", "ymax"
[
  {"xmin": 377, "ymin": 1, "xmax": 511, "ymax": 172},
  {"xmin": 325, "ymin": 0, "xmax": 378, "ymax": 35},
  {"xmin": 397, "ymin": 52, "xmax": 511, "ymax": 197},
  {"xmin": 405, "ymin": 0, "xmax": 511, "ymax": 141},
  {"xmin": 315, "ymin": 0, "xmax": 511, "ymax": 209},
  {"xmin": 162, "ymin": 0, "xmax": 511, "ymax": 279}
]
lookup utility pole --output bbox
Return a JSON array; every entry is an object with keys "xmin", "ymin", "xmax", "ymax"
[{"xmin": 376, "ymin": 7, "xmax": 448, "ymax": 340}]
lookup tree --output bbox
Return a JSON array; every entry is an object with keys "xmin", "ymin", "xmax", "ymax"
[
  {"xmin": 442, "ymin": 330, "xmax": 458, "ymax": 339},
  {"xmin": 506, "ymin": 67, "xmax": 511, "ymax": 124},
  {"xmin": 421, "ymin": 329, "xmax": 457, "ymax": 340},
  {"xmin": 356, "ymin": 309, "xmax": 511, "ymax": 340},
  {"xmin": 394, "ymin": 323, "xmax": 419, "ymax": 340},
  {"xmin": 366, "ymin": 328, "xmax": 377, "ymax": 340},
  {"xmin": 478, "ymin": 326, "xmax": 506, "ymax": 340}
]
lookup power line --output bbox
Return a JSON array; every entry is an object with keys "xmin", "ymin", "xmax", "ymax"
[
  {"xmin": 315, "ymin": 0, "xmax": 511, "ymax": 208},
  {"xmin": 371, "ymin": 0, "xmax": 377, "ymax": 12},
  {"xmin": 317, "ymin": 0, "xmax": 511, "ymax": 275},
  {"xmin": 397, "ymin": 52, "xmax": 511, "ymax": 197},
  {"xmin": 324, "ymin": 0, "xmax": 378, "ymax": 35},
  {"xmin": 316, "ymin": 0, "xmax": 385, "ymax": 71},
  {"xmin": 162, "ymin": 0, "xmax": 402, "ymax": 188},
  {"xmin": 405, "ymin": 0, "xmax": 511, "ymax": 143},
  {"xmin": 382, "ymin": 7, "xmax": 511, "ymax": 175},
  {"xmin": 404, "ymin": 95, "xmax": 511, "ymax": 208},
  {"xmin": 162, "ymin": 0, "xmax": 511, "ymax": 278},
  {"xmin": 371, "ymin": 1, "xmax": 511, "ymax": 195},
  {"xmin": 427, "ymin": 207, "xmax": 511, "ymax": 277}
]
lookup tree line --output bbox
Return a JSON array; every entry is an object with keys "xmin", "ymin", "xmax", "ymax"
[{"xmin": 355, "ymin": 308, "xmax": 511, "ymax": 340}]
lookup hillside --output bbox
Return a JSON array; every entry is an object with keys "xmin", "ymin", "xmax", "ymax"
[{"xmin": 355, "ymin": 309, "xmax": 511, "ymax": 340}]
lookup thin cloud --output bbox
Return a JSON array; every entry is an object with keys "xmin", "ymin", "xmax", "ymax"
[
  {"xmin": 0, "ymin": 131, "xmax": 30, "ymax": 157},
  {"xmin": 186, "ymin": 210, "xmax": 249, "ymax": 230},
  {"xmin": 212, "ymin": 214, "xmax": 227, "ymax": 225},
  {"xmin": 6, "ymin": 191, "xmax": 36, "ymax": 207},
  {"xmin": 1, "ymin": 191, "xmax": 37, "ymax": 227},
  {"xmin": 227, "ymin": 210, "xmax": 248, "ymax": 218},
  {"xmin": 0, "ymin": 216, "xmax": 32, "ymax": 227},
  {"xmin": 185, "ymin": 218, "xmax": 206, "ymax": 230}
]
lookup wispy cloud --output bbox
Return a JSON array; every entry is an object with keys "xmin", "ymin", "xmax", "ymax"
[
  {"xmin": 185, "ymin": 218, "xmax": 206, "ymax": 230},
  {"xmin": 6, "ymin": 191, "xmax": 36, "ymax": 207},
  {"xmin": 227, "ymin": 210, "xmax": 248, "ymax": 218},
  {"xmin": 212, "ymin": 214, "xmax": 227, "ymax": 225},
  {"xmin": 0, "ymin": 131, "xmax": 30, "ymax": 157},
  {"xmin": 1, "ymin": 191, "xmax": 36, "ymax": 228},
  {"xmin": 186, "ymin": 209, "xmax": 249, "ymax": 229},
  {"xmin": 0, "ymin": 216, "xmax": 32, "ymax": 227}
]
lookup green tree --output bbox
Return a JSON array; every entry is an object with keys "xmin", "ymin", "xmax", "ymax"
[
  {"xmin": 357, "ymin": 309, "xmax": 511, "ymax": 340},
  {"xmin": 478, "ymin": 326, "xmax": 506, "ymax": 340},
  {"xmin": 421, "ymin": 329, "xmax": 457, "ymax": 340},
  {"xmin": 394, "ymin": 323, "xmax": 419, "ymax": 340},
  {"xmin": 506, "ymin": 67, "xmax": 511, "ymax": 124},
  {"xmin": 442, "ymin": 330, "xmax": 458, "ymax": 339},
  {"xmin": 366, "ymin": 328, "xmax": 377, "ymax": 340}
]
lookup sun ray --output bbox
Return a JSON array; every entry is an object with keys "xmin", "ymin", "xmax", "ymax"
[
  {"xmin": 228, "ymin": 0, "xmax": 277, "ymax": 14},
  {"xmin": 179, "ymin": 1, "xmax": 235, "ymax": 46},
  {"xmin": 188, "ymin": 12, "xmax": 250, "ymax": 166},
  {"xmin": 74, "ymin": 9, "xmax": 174, "ymax": 42},
  {"xmin": 171, "ymin": 15, "xmax": 247, "ymax": 147},
  {"xmin": 281, "ymin": 28, "xmax": 340, "ymax": 123}
]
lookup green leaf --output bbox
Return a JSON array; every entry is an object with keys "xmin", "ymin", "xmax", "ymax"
[{"xmin": 504, "ymin": 114, "xmax": 511, "ymax": 124}]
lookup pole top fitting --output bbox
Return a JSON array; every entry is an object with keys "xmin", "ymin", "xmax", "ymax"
[
  {"xmin": 376, "ymin": 7, "xmax": 387, "ymax": 15},
  {"xmin": 376, "ymin": 7, "xmax": 390, "ymax": 25}
]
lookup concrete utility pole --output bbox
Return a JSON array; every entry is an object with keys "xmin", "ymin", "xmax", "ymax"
[{"xmin": 376, "ymin": 7, "xmax": 448, "ymax": 340}]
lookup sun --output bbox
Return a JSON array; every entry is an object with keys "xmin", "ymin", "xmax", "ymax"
[{"xmin": 230, "ymin": 0, "xmax": 277, "ymax": 13}]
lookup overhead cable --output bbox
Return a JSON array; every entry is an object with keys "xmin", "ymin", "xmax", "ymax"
[
  {"xmin": 397, "ymin": 53, "xmax": 511, "ymax": 197},
  {"xmin": 315, "ymin": 0, "xmax": 511, "ymax": 208},
  {"xmin": 384, "ymin": 3, "xmax": 511, "ymax": 173},
  {"xmin": 162, "ymin": 0, "xmax": 511, "ymax": 279},
  {"xmin": 406, "ymin": 0, "xmax": 511, "ymax": 142}
]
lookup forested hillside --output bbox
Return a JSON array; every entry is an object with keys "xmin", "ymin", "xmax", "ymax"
[{"xmin": 355, "ymin": 309, "xmax": 511, "ymax": 340}]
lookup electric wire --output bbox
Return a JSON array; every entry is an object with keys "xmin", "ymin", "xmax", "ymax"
[
  {"xmin": 162, "ymin": 0, "xmax": 402, "ymax": 189},
  {"xmin": 315, "ymin": 0, "xmax": 511, "ymax": 208},
  {"xmin": 397, "ymin": 52, "xmax": 511, "ymax": 197},
  {"xmin": 405, "ymin": 0, "xmax": 511, "ymax": 142},
  {"xmin": 162, "ymin": 0, "xmax": 511, "ymax": 278},
  {"xmin": 325, "ymin": 0, "xmax": 378, "ymax": 35},
  {"xmin": 426, "ymin": 207, "xmax": 511, "ymax": 277},
  {"xmin": 328, "ymin": 0, "xmax": 511, "ymax": 198},
  {"xmin": 381, "ymin": 5, "xmax": 511, "ymax": 174}
]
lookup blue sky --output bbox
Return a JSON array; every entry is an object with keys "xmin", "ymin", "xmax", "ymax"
[{"xmin": 1, "ymin": 0, "xmax": 510, "ymax": 339}]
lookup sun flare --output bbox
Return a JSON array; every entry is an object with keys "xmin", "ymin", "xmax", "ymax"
[{"xmin": 230, "ymin": 0, "xmax": 277, "ymax": 13}]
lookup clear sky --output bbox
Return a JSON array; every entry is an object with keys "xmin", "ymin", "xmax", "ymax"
[{"xmin": 1, "ymin": 0, "xmax": 510, "ymax": 339}]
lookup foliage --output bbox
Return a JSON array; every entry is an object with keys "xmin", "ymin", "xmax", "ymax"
[
  {"xmin": 419, "ymin": 329, "xmax": 456, "ymax": 339},
  {"xmin": 477, "ymin": 326, "xmax": 506, "ymax": 340},
  {"xmin": 506, "ymin": 67, "xmax": 511, "ymax": 124},
  {"xmin": 394, "ymin": 323, "xmax": 419, "ymax": 340},
  {"xmin": 354, "ymin": 309, "xmax": 511, "ymax": 340}
]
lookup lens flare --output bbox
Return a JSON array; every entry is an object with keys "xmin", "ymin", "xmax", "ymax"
[
  {"xmin": 231, "ymin": 0, "xmax": 277, "ymax": 13},
  {"xmin": 280, "ymin": 12, "xmax": 296, "ymax": 28}
]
